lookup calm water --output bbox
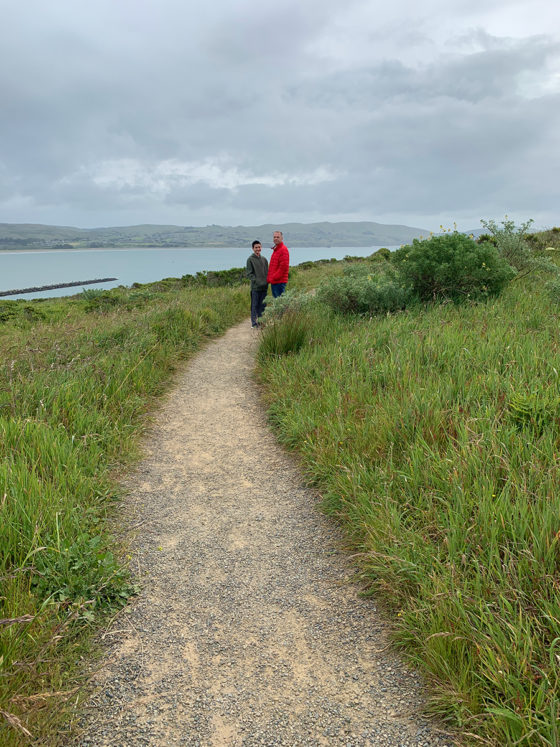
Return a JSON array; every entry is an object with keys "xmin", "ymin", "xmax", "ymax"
[{"xmin": 0, "ymin": 245, "xmax": 390, "ymax": 300}]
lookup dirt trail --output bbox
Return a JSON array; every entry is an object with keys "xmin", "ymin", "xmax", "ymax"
[{"xmin": 76, "ymin": 320, "xmax": 454, "ymax": 746}]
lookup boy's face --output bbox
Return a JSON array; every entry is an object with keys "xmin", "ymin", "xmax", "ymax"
[{"xmin": 254, "ymin": 243, "xmax": 262, "ymax": 256}]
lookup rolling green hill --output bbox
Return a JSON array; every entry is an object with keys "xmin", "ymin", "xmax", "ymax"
[{"xmin": 0, "ymin": 220, "xmax": 430, "ymax": 250}]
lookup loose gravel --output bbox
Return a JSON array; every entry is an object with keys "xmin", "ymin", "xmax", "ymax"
[{"xmin": 75, "ymin": 320, "xmax": 457, "ymax": 746}]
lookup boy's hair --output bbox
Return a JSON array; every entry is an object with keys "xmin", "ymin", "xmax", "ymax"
[{"xmin": 252, "ymin": 240, "xmax": 261, "ymax": 248}]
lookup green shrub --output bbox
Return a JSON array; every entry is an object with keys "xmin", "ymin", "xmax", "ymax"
[
  {"xmin": 480, "ymin": 217, "xmax": 559, "ymax": 279},
  {"xmin": 479, "ymin": 218, "xmax": 534, "ymax": 271},
  {"xmin": 393, "ymin": 231, "xmax": 515, "ymax": 302},
  {"xmin": 369, "ymin": 247, "xmax": 392, "ymax": 261},
  {"xmin": 260, "ymin": 289, "xmax": 316, "ymax": 324},
  {"xmin": 0, "ymin": 303, "xmax": 19, "ymax": 324},
  {"xmin": 0, "ymin": 302, "xmax": 47, "ymax": 325},
  {"xmin": 317, "ymin": 268, "xmax": 411, "ymax": 314}
]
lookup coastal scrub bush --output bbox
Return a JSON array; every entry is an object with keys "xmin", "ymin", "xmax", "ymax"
[
  {"xmin": 393, "ymin": 231, "xmax": 515, "ymax": 301},
  {"xmin": 317, "ymin": 266, "xmax": 411, "ymax": 315},
  {"xmin": 260, "ymin": 289, "xmax": 317, "ymax": 324},
  {"xmin": 368, "ymin": 247, "xmax": 392, "ymax": 261},
  {"xmin": 0, "ymin": 302, "xmax": 47, "ymax": 325},
  {"xmin": 479, "ymin": 217, "xmax": 559, "ymax": 278},
  {"xmin": 479, "ymin": 217, "xmax": 533, "ymax": 270},
  {"xmin": 0, "ymin": 302, "xmax": 17, "ymax": 323}
]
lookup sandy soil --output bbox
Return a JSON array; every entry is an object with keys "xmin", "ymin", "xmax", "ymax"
[{"xmin": 75, "ymin": 320, "xmax": 455, "ymax": 746}]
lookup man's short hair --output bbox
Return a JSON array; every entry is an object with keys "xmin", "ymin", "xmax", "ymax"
[{"xmin": 252, "ymin": 240, "xmax": 261, "ymax": 248}]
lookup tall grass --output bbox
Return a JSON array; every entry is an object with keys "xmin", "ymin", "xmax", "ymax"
[
  {"xmin": 257, "ymin": 272, "xmax": 560, "ymax": 745},
  {"xmin": 0, "ymin": 283, "xmax": 248, "ymax": 744}
]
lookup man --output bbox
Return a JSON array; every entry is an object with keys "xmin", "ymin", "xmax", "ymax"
[
  {"xmin": 267, "ymin": 230, "xmax": 289, "ymax": 298},
  {"xmin": 246, "ymin": 240, "xmax": 269, "ymax": 327}
]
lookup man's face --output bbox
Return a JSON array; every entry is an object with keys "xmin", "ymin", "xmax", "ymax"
[
  {"xmin": 273, "ymin": 231, "xmax": 282, "ymax": 246},
  {"xmin": 254, "ymin": 243, "xmax": 262, "ymax": 256}
]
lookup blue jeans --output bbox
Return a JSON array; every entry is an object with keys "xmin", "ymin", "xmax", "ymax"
[
  {"xmin": 271, "ymin": 283, "xmax": 286, "ymax": 298},
  {"xmin": 250, "ymin": 290, "xmax": 267, "ymax": 326}
]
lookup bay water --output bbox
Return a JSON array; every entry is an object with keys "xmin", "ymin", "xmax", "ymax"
[{"xmin": 0, "ymin": 245, "xmax": 390, "ymax": 300}]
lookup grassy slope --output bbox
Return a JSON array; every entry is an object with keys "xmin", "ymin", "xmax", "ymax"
[
  {"xmin": 258, "ymin": 252, "xmax": 560, "ymax": 745},
  {"xmin": 0, "ymin": 281, "xmax": 248, "ymax": 744}
]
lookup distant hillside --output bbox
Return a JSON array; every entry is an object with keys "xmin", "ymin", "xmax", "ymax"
[{"xmin": 0, "ymin": 221, "xmax": 430, "ymax": 250}]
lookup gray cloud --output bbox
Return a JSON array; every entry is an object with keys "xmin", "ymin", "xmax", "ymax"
[{"xmin": 1, "ymin": 0, "xmax": 559, "ymax": 231}]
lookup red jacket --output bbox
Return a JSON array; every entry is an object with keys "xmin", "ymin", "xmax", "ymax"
[{"xmin": 267, "ymin": 242, "xmax": 289, "ymax": 284}]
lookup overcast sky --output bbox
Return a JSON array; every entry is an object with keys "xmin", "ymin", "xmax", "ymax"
[{"xmin": 1, "ymin": 0, "xmax": 559, "ymax": 232}]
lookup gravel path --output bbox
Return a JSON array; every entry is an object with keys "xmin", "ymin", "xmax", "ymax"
[{"xmin": 76, "ymin": 320, "xmax": 456, "ymax": 747}]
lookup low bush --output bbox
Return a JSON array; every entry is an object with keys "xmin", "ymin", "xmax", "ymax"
[
  {"xmin": 260, "ymin": 289, "xmax": 317, "ymax": 324},
  {"xmin": 317, "ymin": 268, "xmax": 411, "ymax": 315},
  {"xmin": 393, "ymin": 231, "xmax": 515, "ymax": 302},
  {"xmin": 0, "ymin": 302, "xmax": 47, "ymax": 324},
  {"xmin": 368, "ymin": 247, "xmax": 392, "ymax": 261},
  {"xmin": 480, "ymin": 217, "xmax": 559, "ymax": 279},
  {"xmin": 479, "ymin": 217, "xmax": 534, "ymax": 270}
]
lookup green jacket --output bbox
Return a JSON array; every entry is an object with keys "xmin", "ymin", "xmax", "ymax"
[{"xmin": 246, "ymin": 253, "xmax": 269, "ymax": 292}]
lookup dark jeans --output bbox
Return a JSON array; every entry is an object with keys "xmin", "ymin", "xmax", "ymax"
[
  {"xmin": 250, "ymin": 289, "xmax": 267, "ymax": 326},
  {"xmin": 271, "ymin": 283, "xmax": 287, "ymax": 298}
]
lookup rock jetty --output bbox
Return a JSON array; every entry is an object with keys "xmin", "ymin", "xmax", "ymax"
[{"xmin": 0, "ymin": 278, "xmax": 117, "ymax": 297}]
